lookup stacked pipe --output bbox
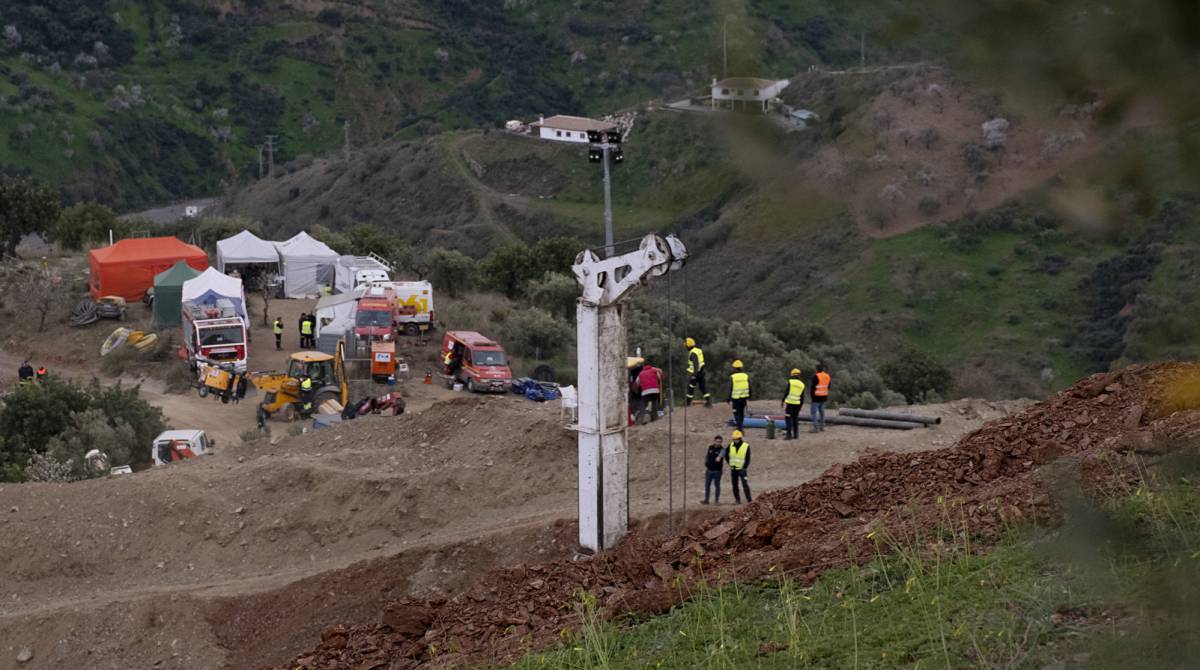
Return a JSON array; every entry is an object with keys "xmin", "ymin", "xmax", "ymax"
[
  {"xmin": 731, "ymin": 408, "xmax": 939, "ymax": 431},
  {"xmin": 839, "ymin": 408, "xmax": 941, "ymax": 425}
]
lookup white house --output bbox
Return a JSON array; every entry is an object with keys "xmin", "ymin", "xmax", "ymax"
[
  {"xmin": 710, "ymin": 77, "xmax": 791, "ymax": 112},
  {"xmin": 532, "ymin": 115, "xmax": 616, "ymax": 144}
]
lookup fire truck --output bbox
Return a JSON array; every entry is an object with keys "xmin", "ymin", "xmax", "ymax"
[{"xmin": 181, "ymin": 299, "xmax": 248, "ymax": 373}]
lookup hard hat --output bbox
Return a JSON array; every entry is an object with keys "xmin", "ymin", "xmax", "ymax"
[
  {"xmin": 790, "ymin": 368, "xmax": 801, "ymax": 376},
  {"xmin": 684, "ymin": 337, "xmax": 696, "ymax": 348},
  {"xmin": 732, "ymin": 430, "xmax": 743, "ymax": 439},
  {"xmin": 732, "ymin": 360, "xmax": 744, "ymax": 369}
]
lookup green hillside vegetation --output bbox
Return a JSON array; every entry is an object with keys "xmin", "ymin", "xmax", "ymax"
[{"xmin": 0, "ymin": 0, "xmax": 945, "ymax": 209}]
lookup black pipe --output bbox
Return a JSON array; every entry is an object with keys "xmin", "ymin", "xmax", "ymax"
[{"xmin": 839, "ymin": 408, "xmax": 941, "ymax": 425}]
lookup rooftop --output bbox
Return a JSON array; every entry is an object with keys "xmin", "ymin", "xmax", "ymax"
[
  {"xmin": 535, "ymin": 115, "xmax": 617, "ymax": 132},
  {"xmin": 712, "ymin": 77, "xmax": 784, "ymax": 89}
]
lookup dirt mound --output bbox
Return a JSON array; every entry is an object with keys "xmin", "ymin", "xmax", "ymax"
[{"xmin": 272, "ymin": 364, "xmax": 1200, "ymax": 669}]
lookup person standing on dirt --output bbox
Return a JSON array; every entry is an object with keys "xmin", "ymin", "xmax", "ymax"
[
  {"xmin": 726, "ymin": 430, "xmax": 752, "ymax": 504},
  {"xmin": 635, "ymin": 361, "xmax": 664, "ymax": 424},
  {"xmin": 781, "ymin": 368, "xmax": 805, "ymax": 440},
  {"xmin": 300, "ymin": 313, "xmax": 314, "ymax": 349},
  {"xmin": 685, "ymin": 337, "xmax": 712, "ymax": 407},
  {"xmin": 17, "ymin": 360, "xmax": 33, "ymax": 385},
  {"xmin": 35, "ymin": 366, "xmax": 47, "ymax": 384},
  {"xmin": 297, "ymin": 313, "xmax": 307, "ymax": 348},
  {"xmin": 727, "ymin": 360, "xmax": 752, "ymax": 431},
  {"xmin": 273, "ymin": 317, "xmax": 284, "ymax": 350},
  {"xmin": 810, "ymin": 364, "xmax": 831, "ymax": 432},
  {"xmin": 700, "ymin": 435, "xmax": 724, "ymax": 505}
]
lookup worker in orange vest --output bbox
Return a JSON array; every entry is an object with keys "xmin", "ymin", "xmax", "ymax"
[{"xmin": 810, "ymin": 364, "xmax": 831, "ymax": 432}]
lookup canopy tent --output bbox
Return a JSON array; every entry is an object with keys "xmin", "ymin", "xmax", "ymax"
[
  {"xmin": 216, "ymin": 230, "xmax": 280, "ymax": 272},
  {"xmin": 182, "ymin": 267, "xmax": 249, "ymax": 328},
  {"xmin": 314, "ymin": 286, "xmax": 365, "ymax": 337},
  {"xmin": 274, "ymin": 232, "xmax": 338, "ymax": 298},
  {"xmin": 152, "ymin": 260, "xmax": 202, "ymax": 327},
  {"xmin": 89, "ymin": 237, "xmax": 208, "ymax": 301}
]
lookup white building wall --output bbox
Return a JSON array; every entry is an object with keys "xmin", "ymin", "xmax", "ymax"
[{"xmin": 538, "ymin": 126, "xmax": 593, "ymax": 143}]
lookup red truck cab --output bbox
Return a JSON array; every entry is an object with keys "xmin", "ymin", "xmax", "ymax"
[
  {"xmin": 355, "ymin": 285, "xmax": 397, "ymax": 342},
  {"xmin": 441, "ymin": 330, "xmax": 512, "ymax": 393}
]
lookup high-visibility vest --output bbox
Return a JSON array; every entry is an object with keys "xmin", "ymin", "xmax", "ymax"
[
  {"xmin": 300, "ymin": 377, "xmax": 312, "ymax": 391},
  {"xmin": 301, "ymin": 320, "xmax": 313, "ymax": 335},
  {"xmin": 785, "ymin": 378, "xmax": 805, "ymax": 405},
  {"xmin": 443, "ymin": 351, "xmax": 453, "ymax": 365},
  {"xmin": 730, "ymin": 372, "xmax": 750, "ymax": 399},
  {"xmin": 273, "ymin": 321, "xmax": 283, "ymax": 335},
  {"xmin": 728, "ymin": 441, "xmax": 749, "ymax": 469},
  {"xmin": 687, "ymin": 347, "xmax": 705, "ymax": 374},
  {"xmin": 814, "ymin": 372, "xmax": 831, "ymax": 398}
]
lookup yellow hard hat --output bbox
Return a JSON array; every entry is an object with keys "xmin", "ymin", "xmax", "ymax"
[
  {"xmin": 732, "ymin": 430, "xmax": 743, "ymax": 439},
  {"xmin": 732, "ymin": 359, "xmax": 743, "ymax": 369},
  {"xmin": 684, "ymin": 337, "xmax": 695, "ymax": 348},
  {"xmin": 790, "ymin": 368, "xmax": 801, "ymax": 376}
]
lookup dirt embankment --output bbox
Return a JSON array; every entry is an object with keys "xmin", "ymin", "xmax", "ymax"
[
  {"xmin": 0, "ymin": 382, "xmax": 1008, "ymax": 669},
  {"xmin": 272, "ymin": 363, "xmax": 1200, "ymax": 670}
]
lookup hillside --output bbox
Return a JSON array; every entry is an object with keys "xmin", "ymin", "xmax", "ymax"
[
  {"xmin": 0, "ymin": 0, "xmax": 941, "ymax": 210},
  {"xmin": 216, "ymin": 60, "xmax": 1200, "ymax": 397}
]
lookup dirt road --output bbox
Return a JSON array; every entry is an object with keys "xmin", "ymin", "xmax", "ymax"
[{"xmin": 0, "ymin": 388, "xmax": 1022, "ymax": 669}]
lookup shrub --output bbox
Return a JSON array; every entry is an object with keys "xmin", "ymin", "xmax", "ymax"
[
  {"xmin": 0, "ymin": 378, "xmax": 164, "ymax": 481},
  {"xmin": 918, "ymin": 196, "xmax": 942, "ymax": 217},
  {"xmin": 503, "ymin": 307, "xmax": 573, "ymax": 358},
  {"xmin": 845, "ymin": 391, "xmax": 880, "ymax": 409},
  {"xmin": 879, "ymin": 348, "xmax": 953, "ymax": 404},
  {"xmin": 52, "ymin": 202, "xmax": 118, "ymax": 250},
  {"xmin": 430, "ymin": 248, "xmax": 476, "ymax": 298},
  {"xmin": 525, "ymin": 271, "xmax": 578, "ymax": 320}
]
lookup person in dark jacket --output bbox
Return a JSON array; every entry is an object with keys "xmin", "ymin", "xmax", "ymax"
[
  {"xmin": 17, "ymin": 360, "xmax": 33, "ymax": 384},
  {"xmin": 700, "ymin": 435, "xmax": 724, "ymax": 505}
]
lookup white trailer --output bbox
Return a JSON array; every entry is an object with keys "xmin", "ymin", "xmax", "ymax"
[{"xmin": 334, "ymin": 253, "xmax": 392, "ymax": 294}]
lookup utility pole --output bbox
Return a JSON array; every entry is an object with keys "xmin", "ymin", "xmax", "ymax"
[
  {"xmin": 860, "ymin": 32, "xmax": 866, "ymax": 70},
  {"xmin": 258, "ymin": 145, "xmax": 264, "ymax": 178},
  {"xmin": 265, "ymin": 135, "xmax": 277, "ymax": 176},
  {"xmin": 723, "ymin": 20, "xmax": 728, "ymax": 79},
  {"xmin": 343, "ymin": 120, "xmax": 351, "ymax": 162},
  {"xmin": 587, "ymin": 129, "xmax": 624, "ymax": 257}
]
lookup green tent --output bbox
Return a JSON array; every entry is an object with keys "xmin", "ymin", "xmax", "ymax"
[{"xmin": 153, "ymin": 260, "xmax": 202, "ymax": 327}]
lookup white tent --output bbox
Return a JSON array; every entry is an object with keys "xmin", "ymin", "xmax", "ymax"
[
  {"xmin": 274, "ymin": 232, "xmax": 339, "ymax": 298},
  {"xmin": 182, "ymin": 267, "xmax": 249, "ymax": 328},
  {"xmin": 314, "ymin": 286, "xmax": 364, "ymax": 337},
  {"xmin": 216, "ymin": 230, "xmax": 280, "ymax": 273}
]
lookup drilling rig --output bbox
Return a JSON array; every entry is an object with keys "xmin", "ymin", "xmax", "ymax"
[{"xmin": 572, "ymin": 234, "xmax": 688, "ymax": 552}]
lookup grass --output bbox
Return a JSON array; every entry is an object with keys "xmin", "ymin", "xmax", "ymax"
[
  {"xmin": 795, "ymin": 218, "xmax": 1122, "ymax": 393},
  {"xmin": 509, "ymin": 449, "xmax": 1200, "ymax": 669}
]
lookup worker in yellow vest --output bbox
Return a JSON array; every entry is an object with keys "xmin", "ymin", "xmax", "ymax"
[
  {"xmin": 273, "ymin": 317, "xmax": 284, "ymax": 350},
  {"xmin": 727, "ymin": 359, "xmax": 752, "ymax": 430},
  {"xmin": 781, "ymin": 368, "xmax": 805, "ymax": 440},
  {"xmin": 726, "ymin": 430, "xmax": 752, "ymax": 504},
  {"xmin": 300, "ymin": 375, "xmax": 314, "ymax": 414},
  {"xmin": 810, "ymin": 364, "xmax": 831, "ymax": 432},
  {"xmin": 684, "ymin": 337, "xmax": 712, "ymax": 407},
  {"xmin": 300, "ymin": 316, "xmax": 314, "ymax": 349}
]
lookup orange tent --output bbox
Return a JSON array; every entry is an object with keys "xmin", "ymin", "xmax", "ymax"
[{"xmin": 89, "ymin": 237, "xmax": 209, "ymax": 301}]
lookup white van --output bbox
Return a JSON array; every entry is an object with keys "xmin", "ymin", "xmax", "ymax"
[{"xmin": 151, "ymin": 429, "xmax": 214, "ymax": 466}]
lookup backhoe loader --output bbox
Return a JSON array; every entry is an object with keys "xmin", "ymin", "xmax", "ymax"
[{"xmin": 249, "ymin": 340, "xmax": 348, "ymax": 424}]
